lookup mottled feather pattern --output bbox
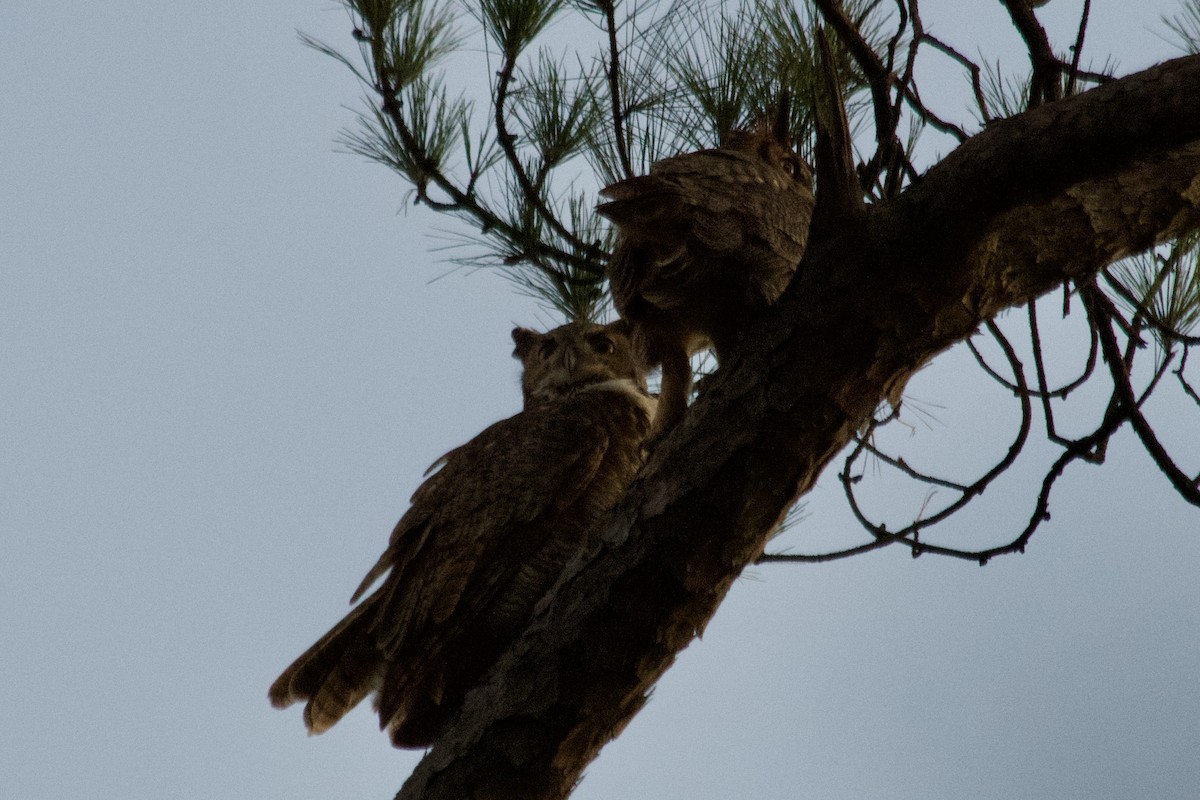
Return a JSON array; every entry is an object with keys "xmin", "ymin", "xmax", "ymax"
[
  {"xmin": 601, "ymin": 147, "xmax": 814, "ymax": 322},
  {"xmin": 269, "ymin": 321, "xmax": 653, "ymax": 748},
  {"xmin": 598, "ymin": 108, "xmax": 815, "ymax": 439}
]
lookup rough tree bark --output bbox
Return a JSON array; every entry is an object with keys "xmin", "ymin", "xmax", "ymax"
[{"xmin": 398, "ymin": 54, "xmax": 1200, "ymax": 800}]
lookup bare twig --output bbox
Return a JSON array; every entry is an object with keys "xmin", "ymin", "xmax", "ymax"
[
  {"xmin": 998, "ymin": 0, "xmax": 1062, "ymax": 106},
  {"xmin": 1085, "ymin": 284, "xmax": 1200, "ymax": 505},
  {"xmin": 1178, "ymin": 347, "xmax": 1200, "ymax": 409},
  {"xmin": 921, "ymin": 32, "xmax": 990, "ymax": 124},
  {"xmin": 1065, "ymin": 0, "xmax": 1092, "ymax": 96},
  {"xmin": 806, "ymin": 318, "xmax": 1034, "ymax": 563},
  {"xmin": 596, "ymin": 0, "xmax": 634, "ymax": 180}
]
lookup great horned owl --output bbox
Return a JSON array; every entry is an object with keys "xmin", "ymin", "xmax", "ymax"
[
  {"xmin": 269, "ymin": 320, "xmax": 654, "ymax": 748},
  {"xmin": 598, "ymin": 105, "xmax": 815, "ymax": 439},
  {"xmin": 515, "ymin": 318, "xmax": 649, "ymax": 406}
]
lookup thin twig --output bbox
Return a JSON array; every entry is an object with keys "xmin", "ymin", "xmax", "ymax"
[
  {"xmin": 596, "ymin": 0, "xmax": 634, "ymax": 180},
  {"xmin": 921, "ymin": 32, "xmax": 990, "ymax": 124},
  {"xmin": 1178, "ymin": 347, "xmax": 1200, "ymax": 408},
  {"xmin": 1065, "ymin": 0, "xmax": 1092, "ymax": 96},
  {"xmin": 1085, "ymin": 285, "xmax": 1200, "ymax": 505},
  {"xmin": 998, "ymin": 0, "xmax": 1062, "ymax": 107},
  {"xmin": 493, "ymin": 53, "xmax": 594, "ymax": 257},
  {"xmin": 824, "ymin": 318, "xmax": 1033, "ymax": 561}
]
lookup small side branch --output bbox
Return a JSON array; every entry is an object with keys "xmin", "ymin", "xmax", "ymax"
[
  {"xmin": 918, "ymin": 26, "xmax": 990, "ymax": 124},
  {"xmin": 597, "ymin": 0, "xmax": 634, "ymax": 180},
  {"xmin": 1085, "ymin": 285, "xmax": 1200, "ymax": 505},
  {"xmin": 998, "ymin": 0, "xmax": 1062, "ymax": 107},
  {"xmin": 492, "ymin": 54, "xmax": 596, "ymax": 260},
  {"xmin": 1065, "ymin": 0, "xmax": 1093, "ymax": 96}
]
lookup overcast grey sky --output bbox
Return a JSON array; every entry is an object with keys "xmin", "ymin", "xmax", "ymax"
[{"xmin": 3, "ymin": 2, "xmax": 1198, "ymax": 799}]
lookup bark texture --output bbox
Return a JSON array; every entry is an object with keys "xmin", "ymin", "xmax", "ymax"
[{"xmin": 398, "ymin": 54, "xmax": 1200, "ymax": 800}]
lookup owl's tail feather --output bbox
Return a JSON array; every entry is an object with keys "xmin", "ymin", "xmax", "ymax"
[
  {"xmin": 385, "ymin": 688, "xmax": 445, "ymax": 749},
  {"xmin": 268, "ymin": 595, "xmax": 383, "ymax": 735}
]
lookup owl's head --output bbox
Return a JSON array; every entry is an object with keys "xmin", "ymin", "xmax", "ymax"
[
  {"xmin": 512, "ymin": 320, "xmax": 648, "ymax": 405},
  {"xmin": 724, "ymin": 96, "xmax": 813, "ymax": 188}
]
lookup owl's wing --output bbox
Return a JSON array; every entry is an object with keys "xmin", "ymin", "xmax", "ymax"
[
  {"xmin": 597, "ymin": 175, "xmax": 691, "ymax": 243},
  {"xmin": 354, "ymin": 399, "xmax": 618, "ymax": 659},
  {"xmin": 651, "ymin": 149, "xmax": 812, "ymax": 253},
  {"xmin": 600, "ymin": 161, "xmax": 715, "ymax": 314},
  {"xmin": 602, "ymin": 148, "xmax": 815, "ymax": 314}
]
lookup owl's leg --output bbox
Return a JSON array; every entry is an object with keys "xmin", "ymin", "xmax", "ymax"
[{"xmin": 649, "ymin": 338, "xmax": 691, "ymax": 444}]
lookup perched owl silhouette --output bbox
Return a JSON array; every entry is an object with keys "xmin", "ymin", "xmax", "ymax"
[
  {"xmin": 598, "ymin": 104, "xmax": 815, "ymax": 439},
  {"xmin": 269, "ymin": 320, "xmax": 655, "ymax": 748}
]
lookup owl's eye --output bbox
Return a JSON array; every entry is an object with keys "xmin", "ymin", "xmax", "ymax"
[
  {"xmin": 588, "ymin": 334, "xmax": 615, "ymax": 354},
  {"xmin": 539, "ymin": 339, "xmax": 559, "ymax": 358}
]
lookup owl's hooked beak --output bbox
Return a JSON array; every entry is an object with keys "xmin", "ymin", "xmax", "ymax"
[{"xmin": 561, "ymin": 347, "xmax": 578, "ymax": 377}]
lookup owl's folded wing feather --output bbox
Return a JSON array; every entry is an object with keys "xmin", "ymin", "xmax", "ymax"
[{"xmin": 359, "ymin": 399, "xmax": 617, "ymax": 659}]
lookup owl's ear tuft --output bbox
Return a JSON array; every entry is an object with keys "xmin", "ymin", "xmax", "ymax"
[{"xmin": 512, "ymin": 327, "xmax": 540, "ymax": 359}]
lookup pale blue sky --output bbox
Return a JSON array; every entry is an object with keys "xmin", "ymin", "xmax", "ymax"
[{"xmin": 3, "ymin": 2, "xmax": 1198, "ymax": 799}]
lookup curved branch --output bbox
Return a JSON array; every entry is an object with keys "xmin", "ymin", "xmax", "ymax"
[
  {"xmin": 835, "ymin": 317, "xmax": 1033, "ymax": 557},
  {"xmin": 969, "ymin": 312, "xmax": 1098, "ymax": 400},
  {"xmin": 885, "ymin": 0, "xmax": 908, "ymax": 77},
  {"xmin": 1085, "ymin": 285, "xmax": 1200, "ymax": 505},
  {"xmin": 492, "ymin": 54, "xmax": 597, "ymax": 260},
  {"xmin": 371, "ymin": 68, "xmax": 601, "ymax": 283},
  {"xmin": 398, "ymin": 55, "xmax": 1200, "ymax": 800}
]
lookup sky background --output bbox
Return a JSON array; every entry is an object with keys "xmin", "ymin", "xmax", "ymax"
[{"xmin": 3, "ymin": 2, "xmax": 1199, "ymax": 799}]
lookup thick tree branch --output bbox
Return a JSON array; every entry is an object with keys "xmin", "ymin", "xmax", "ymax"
[{"xmin": 398, "ymin": 54, "xmax": 1200, "ymax": 800}]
